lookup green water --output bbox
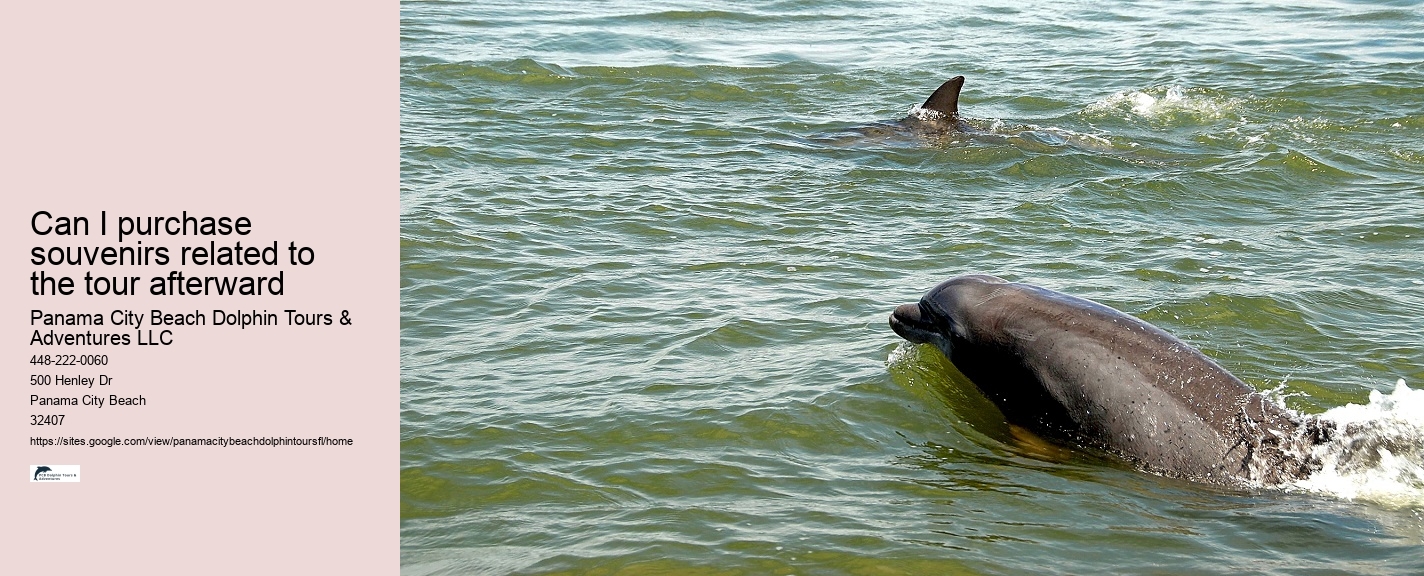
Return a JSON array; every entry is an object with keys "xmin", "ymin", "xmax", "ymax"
[{"xmin": 401, "ymin": 1, "xmax": 1424, "ymax": 573}]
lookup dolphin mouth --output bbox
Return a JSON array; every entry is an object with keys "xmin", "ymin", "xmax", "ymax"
[{"xmin": 889, "ymin": 302, "xmax": 935, "ymax": 343}]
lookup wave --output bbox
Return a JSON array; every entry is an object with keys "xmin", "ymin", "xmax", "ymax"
[
  {"xmin": 1084, "ymin": 85, "xmax": 1243, "ymax": 125},
  {"xmin": 1292, "ymin": 379, "xmax": 1424, "ymax": 508}
]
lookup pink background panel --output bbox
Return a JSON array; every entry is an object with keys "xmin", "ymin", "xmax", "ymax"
[{"xmin": 2, "ymin": 2, "xmax": 396, "ymax": 574}]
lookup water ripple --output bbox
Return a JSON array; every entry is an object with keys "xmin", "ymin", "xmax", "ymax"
[{"xmin": 403, "ymin": 0, "xmax": 1424, "ymax": 573}]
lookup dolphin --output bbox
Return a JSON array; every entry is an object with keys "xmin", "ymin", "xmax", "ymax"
[
  {"xmin": 901, "ymin": 76, "xmax": 968, "ymax": 132},
  {"xmin": 889, "ymin": 274, "xmax": 1330, "ymax": 486},
  {"xmin": 844, "ymin": 76, "xmax": 971, "ymax": 142},
  {"xmin": 844, "ymin": 76, "xmax": 1146, "ymax": 158}
]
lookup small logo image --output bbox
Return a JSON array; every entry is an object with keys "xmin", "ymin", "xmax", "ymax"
[{"xmin": 31, "ymin": 464, "xmax": 80, "ymax": 482}]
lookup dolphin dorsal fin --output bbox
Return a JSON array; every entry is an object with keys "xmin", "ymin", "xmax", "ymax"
[{"xmin": 921, "ymin": 76, "xmax": 965, "ymax": 117}]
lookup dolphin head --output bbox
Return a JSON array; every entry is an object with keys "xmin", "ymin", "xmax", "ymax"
[{"xmin": 889, "ymin": 274, "xmax": 1008, "ymax": 357}]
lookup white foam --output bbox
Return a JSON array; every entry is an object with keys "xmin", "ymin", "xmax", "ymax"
[
  {"xmin": 1086, "ymin": 85, "xmax": 1239, "ymax": 122},
  {"xmin": 885, "ymin": 341, "xmax": 916, "ymax": 367},
  {"xmin": 904, "ymin": 104, "xmax": 948, "ymax": 122},
  {"xmin": 1292, "ymin": 379, "xmax": 1424, "ymax": 508}
]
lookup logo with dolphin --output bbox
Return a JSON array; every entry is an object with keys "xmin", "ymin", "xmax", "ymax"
[{"xmin": 30, "ymin": 464, "xmax": 80, "ymax": 482}]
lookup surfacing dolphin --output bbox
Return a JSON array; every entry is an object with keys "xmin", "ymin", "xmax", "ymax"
[
  {"xmin": 900, "ymin": 75, "xmax": 968, "ymax": 133},
  {"xmin": 889, "ymin": 274, "xmax": 1331, "ymax": 487},
  {"xmin": 845, "ymin": 76, "xmax": 972, "ymax": 142},
  {"xmin": 843, "ymin": 76, "xmax": 1140, "ymax": 157}
]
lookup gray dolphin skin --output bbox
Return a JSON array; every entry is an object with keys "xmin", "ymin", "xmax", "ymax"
[{"xmin": 890, "ymin": 274, "xmax": 1330, "ymax": 486}]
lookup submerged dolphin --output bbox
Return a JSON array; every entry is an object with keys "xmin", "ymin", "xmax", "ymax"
[
  {"xmin": 846, "ymin": 76, "xmax": 971, "ymax": 141},
  {"xmin": 847, "ymin": 76, "xmax": 1140, "ymax": 157},
  {"xmin": 889, "ymin": 274, "xmax": 1330, "ymax": 486}
]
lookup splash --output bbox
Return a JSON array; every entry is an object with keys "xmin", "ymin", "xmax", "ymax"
[
  {"xmin": 1085, "ymin": 85, "xmax": 1240, "ymax": 123},
  {"xmin": 1130, "ymin": 86, "xmax": 1185, "ymax": 116},
  {"xmin": 904, "ymin": 104, "xmax": 950, "ymax": 122},
  {"xmin": 885, "ymin": 340, "xmax": 918, "ymax": 367},
  {"xmin": 1292, "ymin": 379, "xmax": 1424, "ymax": 508}
]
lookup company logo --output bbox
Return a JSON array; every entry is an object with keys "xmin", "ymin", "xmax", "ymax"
[{"xmin": 31, "ymin": 464, "xmax": 80, "ymax": 482}]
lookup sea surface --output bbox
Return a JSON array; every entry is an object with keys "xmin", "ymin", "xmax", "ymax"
[{"xmin": 400, "ymin": 1, "xmax": 1424, "ymax": 573}]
